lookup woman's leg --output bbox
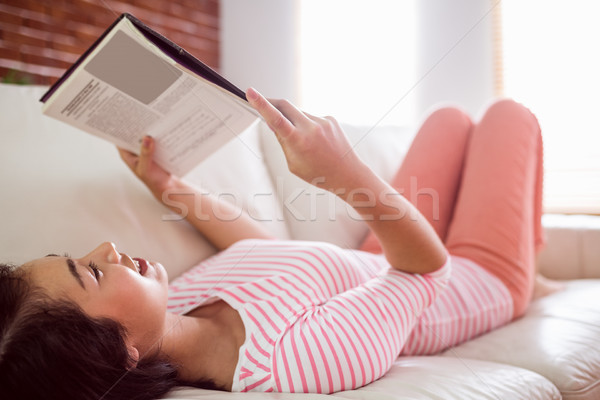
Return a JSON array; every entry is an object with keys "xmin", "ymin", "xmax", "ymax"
[
  {"xmin": 445, "ymin": 99, "xmax": 545, "ymax": 318},
  {"xmin": 360, "ymin": 107, "xmax": 473, "ymax": 253}
]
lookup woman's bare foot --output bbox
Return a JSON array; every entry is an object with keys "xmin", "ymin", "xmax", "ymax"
[{"xmin": 532, "ymin": 274, "xmax": 566, "ymax": 300}]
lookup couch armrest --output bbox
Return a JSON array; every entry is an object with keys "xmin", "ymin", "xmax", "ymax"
[{"xmin": 537, "ymin": 214, "xmax": 600, "ymax": 279}]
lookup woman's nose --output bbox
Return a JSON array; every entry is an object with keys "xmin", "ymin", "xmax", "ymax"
[{"xmin": 88, "ymin": 242, "xmax": 121, "ymax": 263}]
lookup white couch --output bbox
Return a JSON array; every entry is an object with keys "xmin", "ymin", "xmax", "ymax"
[{"xmin": 2, "ymin": 83, "xmax": 599, "ymax": 399}]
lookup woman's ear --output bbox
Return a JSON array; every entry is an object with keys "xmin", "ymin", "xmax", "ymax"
[{"xmin": 126, "ymin": 343, "xmax": 140, "ymax": 369}]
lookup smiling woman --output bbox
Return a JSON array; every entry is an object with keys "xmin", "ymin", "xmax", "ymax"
[
  {"xmin": 0, "ymin": 261, "xmax": 183, "ymax": 400},
  {"xmin": 0, "ymin": 239, "xmax": 233, "ymax": 399},
  {"xmin": 0, "ymin": 85, "xmax": 554, "ymax": 398},
  {"xmin": 22, "ymin": 243, "xmax": 172, "ymax": 362}
]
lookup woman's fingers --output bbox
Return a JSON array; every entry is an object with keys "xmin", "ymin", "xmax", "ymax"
[
  {"xmin": 136, "ymin": 136, "xmax": 154, "ymax": 178},
  {"xmin": 302, "ymin": 110, "xmax": 325, "ymax": 123},
  {"xmin": 117, "ymin": 136, "xmax": 173, "ymax": 198},
  {"xmin": 246, "ymin": 87, "xmax": 297, "ymax": 141},
  {"xmin": 116, "ymin": 136, "xmax": 154, "ymax": 178},
  {"xmin": 118, "ymin": 147, "xmax": 138, "ymax": 172},
  {"xmin": 246, "ymin": 88, "xmax": 361, "ymax": 189},
  {"xmin": 268, "ymin": 98, "xmax": 314, "ymax": 130}
]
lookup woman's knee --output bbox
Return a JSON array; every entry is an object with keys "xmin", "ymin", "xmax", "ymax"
[
  {"xmin": 427, "ymin": 106, "xmax": 473, "ymax": 134},
  {"xmin": 480, "ymin": 98, "xmax": 541, "ymax": 140}
]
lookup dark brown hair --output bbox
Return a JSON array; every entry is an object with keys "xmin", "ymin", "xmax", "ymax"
[{"xmin": 0, "ymin": 262, "xmax": 182, "ymax": 400}]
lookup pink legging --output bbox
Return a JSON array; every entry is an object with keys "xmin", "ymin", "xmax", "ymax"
[{"xmin": 360, "ymin": 99, "xmax": 545, "ymax": 318}]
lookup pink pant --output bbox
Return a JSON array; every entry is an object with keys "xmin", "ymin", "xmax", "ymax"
[{"xmin": 360, "ymin": 99, "xmax": 545, "ymax": 318}]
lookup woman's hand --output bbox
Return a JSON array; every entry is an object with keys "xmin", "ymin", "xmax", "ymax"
[
  {"xmin": 247, "ymin": 87, "xmax": 447, "ymax": 273},
  {"xmin": 118, "ymin": 135, "xmax": 273, "ymax": 249},
  {"xmin": 118, "ymin": 136, "xmax": 176, "ymax": 199},
  {"xmin": 246, "ymin": 87, "xmax": 368, "ymax": 192}
]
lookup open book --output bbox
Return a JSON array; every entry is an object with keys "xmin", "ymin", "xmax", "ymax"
[{"xmin": 40, "ymin": 13, "xmax": 259, "ymax": 176}]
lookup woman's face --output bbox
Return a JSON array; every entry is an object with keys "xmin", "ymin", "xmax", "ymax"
[{"xmin": 23, "ymin": 242, "xmax": 169, "ymax": 357}]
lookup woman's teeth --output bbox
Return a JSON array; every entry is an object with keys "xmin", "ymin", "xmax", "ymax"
[{"xmin": 133, "ymin": 259, "xmax": 141, "ymax": 273}]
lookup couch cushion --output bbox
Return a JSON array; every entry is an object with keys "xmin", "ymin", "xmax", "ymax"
[
  {"xmin": 442, "ymin": 280, "xmax": 600, "ymax": 400},
  {"xmin": 163, "ymin": 356, "xmax": 559, "ymax": 399},
  {"xmin": 538, "ymin": 214, "xmax": 600, "ymax": 279},
  {"xmin": 182, "ymin": 120, "xmax": 290, "ymax": 242},
  {"xmin": 259, "ymin": 121, "xmax": 414, "ymax": 248},
  {"xmin": 0, "ymin": 83, "xmax": 286, "ymax": 280},
  {"xmin": 338, "ymin": 356, "xmax": 560, "ymax": 400}
]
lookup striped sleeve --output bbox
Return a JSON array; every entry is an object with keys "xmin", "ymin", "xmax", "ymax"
[
  {"xmin": 402, "ymin": 255, "xmax": 513, "ymax": 355},
  {"xmin": 272, "ymin": 256, "xmax": 451, "ymax": 394}
]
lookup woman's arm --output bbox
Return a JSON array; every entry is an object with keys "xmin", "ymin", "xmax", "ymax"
[
  {"xmin": 246, "ymin": 88, "xmax": 446, "ymax": 274},
  {"xmin": 118, "ymin": 137, "xmax": 273, "ymax": 250}
]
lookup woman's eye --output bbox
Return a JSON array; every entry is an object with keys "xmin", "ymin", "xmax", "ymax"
[{"xmin": 88, "ymin": 262, "xmax": 101, "ymax": 279}]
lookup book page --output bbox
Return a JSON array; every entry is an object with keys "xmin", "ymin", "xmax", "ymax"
[{"xmin": 42, "ymin": 17, "xmax": 258, "ymax": 176}]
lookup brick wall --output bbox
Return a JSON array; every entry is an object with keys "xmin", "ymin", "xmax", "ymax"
[{"xmin": 0, "ymin": 0, "xmax": 219, "ymax": 85}]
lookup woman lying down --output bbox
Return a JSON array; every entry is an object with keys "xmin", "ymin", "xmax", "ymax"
[{"xmin": 0, "ymin": 88, "xmax": 559, "ymax": 399}]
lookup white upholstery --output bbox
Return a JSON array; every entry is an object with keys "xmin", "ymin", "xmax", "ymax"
[
  {"xmin": 165, "ymin": 357, "xmax": 560, "ymax": 399},
  {"xmin": 443, "ymin": 280, "xmax": 600, "ymax": 399},
  {"xmin": 1, "ymin": 83, "xmax": 599, "ymax": 399},
  {"xmin": 538, "ymin": 214, "xmax": 600, "ymax": 279},
  {"xmin": 1, "ymin": 84, "xmax": 286, "ymax": 280},
  {"xmin": 259, "ymin": 120, "xmax": 413, "ymax": 249}
]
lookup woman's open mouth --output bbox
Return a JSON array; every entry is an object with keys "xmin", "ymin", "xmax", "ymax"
[{"xmin": 133, "ymin": 258, "xmax": 149, "ymax": 275}]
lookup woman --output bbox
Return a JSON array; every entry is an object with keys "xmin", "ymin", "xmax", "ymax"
[{"xmin": 0, "ymin": 88, "xmax": 550, "ymax": 399}]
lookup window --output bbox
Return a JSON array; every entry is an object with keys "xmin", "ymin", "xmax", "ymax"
[
  {"xmin": 501, "ymin": 1, "xmax": 600, "ymax": 214},
  {"xmin": 298, "ymin": 0, "xmax": 418, "ymax": 127}
]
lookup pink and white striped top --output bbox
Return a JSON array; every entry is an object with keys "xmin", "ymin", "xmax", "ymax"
[{"xmin": 167, "ymin": 239, "xmax": 512, "ymax": 393}]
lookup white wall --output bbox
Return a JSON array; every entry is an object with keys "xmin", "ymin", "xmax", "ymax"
[
  {"xmin": 416, "ymin": 0, "xmax": 496, "ymax": 118},
  {"xmin": 220, "ymin": 0, "xmax": 300, "ymax": 101},
  {"xmin": 220, "ymin": 0, "xmax": 496, "ymax": 120}
]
